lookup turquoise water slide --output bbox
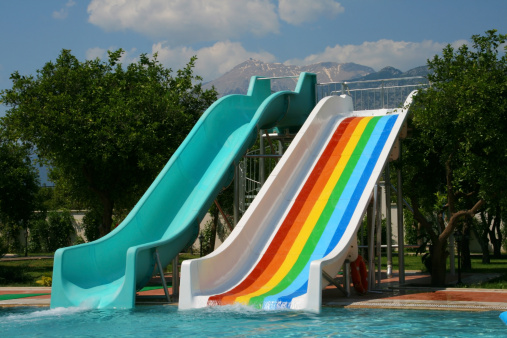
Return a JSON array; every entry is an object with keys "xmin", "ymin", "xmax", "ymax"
[{"xmin": 50, "ymin": 73, "xmax": 317, "ymax": 309}]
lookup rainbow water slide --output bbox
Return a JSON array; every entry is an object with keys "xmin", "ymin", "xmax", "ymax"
[
  {"xmin": 179, "ymin": 92, "xmax": 414, "ymax": 312},
  {"xmin": 50, "ymin": 73, "xmax": 317, "ymax": 309}
]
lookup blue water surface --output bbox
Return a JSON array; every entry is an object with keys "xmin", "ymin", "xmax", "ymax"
[{"xmin": 0, "ymin": 305, "xmax": 504, "ymax": 337}]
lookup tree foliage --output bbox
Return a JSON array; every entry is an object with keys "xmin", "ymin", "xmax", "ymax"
[
  {"xmin": 0, "ymin": 131, "xmax": 41, "ymax": 255},
  {"xmin": 404, "ymin": 30, "xmax": 507, "ymax": 285},
  {"xmin": 1, "ymin": 49, "xmax": 217, "ymax": 237}
]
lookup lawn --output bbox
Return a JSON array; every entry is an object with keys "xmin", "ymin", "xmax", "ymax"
[
  {"xmin": 0, "ymin": 252, "xmax": 199, "ymax": 287},
  {"xmin": 379, "ymin": 253, "xmax": 507, "ymax": 288},
  {"xmin": 0, "ymin": 258, "xmax": 53, "ymax": 286},
  {"xmin": 1, "ymin": 252, "xmax": 506, "ymax": 288}
]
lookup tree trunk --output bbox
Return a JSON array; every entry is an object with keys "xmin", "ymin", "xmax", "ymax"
[
  {"xmin": 210, "ymin": 206, "xmax": 218, "ymax": 252},
  {"xmin": 491, "ymin": 235, "xmax": 502, "ymax": 258},
  {"xmin": 416, "ymin": 222, "xmax": 423, "ymax": 246},
  {"xmin": 82, "ymin": 164, "xmax": 116, "ymax": 238},
  {"xmin": 471, "ymin": 225, "xmax": 490, "ymax": 264},
  {"xmin": 489, "ymin": 208, "xmax": 502, "ymax": 258},
  {"xmin": 99, "ymin": 197, "xmax": 114, "ymax": 238},
  {"xmin": 461, "ymin": 224, "xmax": 471, "ymax": 270},
  {"xmin": 430, "ymin": 241, "xmax": 448, "ymax": 286},
  {"xmin": 480, "ymin": 241, "xmax": 491, "ymax": 264},
  {"xmin": 24, "ymin": 224, "xmax": 28, "ymax": 257}
]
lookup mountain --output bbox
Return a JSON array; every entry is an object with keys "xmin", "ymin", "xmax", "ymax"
[
  {"xmin": 338, "ymin": 65, "xmax": 430, "ymax": 110},
  {"xmin": 203, "ymin": 59, "xmax": 431, "ymax": 97},
  {"xmin": 401, "ymin": 65, "xmax": 430, "ymax": 77},
  {"xmin": 356, "ymin": 66, "xmax": 403, "ymax": 81},
  {"xmin": 353, "ymin": 65, "xmax": 430, "ymax": 82},
  {"xmin": 204, "ymin": 59, "xmax": 375, "ymax": 96}
]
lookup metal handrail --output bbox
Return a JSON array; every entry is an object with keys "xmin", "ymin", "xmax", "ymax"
[
  {"xmin": 332, "ymin": 83, "xmax": 427, "ymax": 95},
  {"xmin": 258, "ymin": 76, "xmax": 300, "ymax": 80},
  {"xmin": 318, "ymin": 76, "xmax": 427, "ymax": 86},
  {"xmin": 343, "ymin": 76, "xmax": 427, "ymax": 85},
  {"xmin": 318, "ymin": 76, "xmax": 430, "ymax": 110}
]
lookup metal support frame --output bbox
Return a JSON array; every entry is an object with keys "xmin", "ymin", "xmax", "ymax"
[
  {"xmin": 367, "ymin": 183, "xmax": 385, "ymax": 290},
  {"xmin": 154, "ymin": 249, "xmax": 171, "ymax": 303},
  {"xmin": 344, "ymin": 260, "xmax": 351, "ymax": 296},
  {"xmin": 396, "ymin": 158, "xmax": 405, "ymax": 284},
  {"xmin": 233, "ymin": 164, "xmax": 239, "ymax": 226},
  {"xmin": 259, "ymin": 129, "xmax": 266, "ymax": 186},
  {"xmin": 367, "ymin": 198, "xmax": 375, "ymax": 290},
  {"xmin": 214, "ymin": 200, "xmax": 234, "ymax": 232},
  {"xmin": 172, "ymin": 255, "xmax": 179, "ymax": 299},
  {"xmin": 375, "ymin": 184, "xmax": 382, "ymax": 289},
  {"xmin": 322, "ymin": 261, "xmax": 350, "ymax": 297},
  {"xmin": 385, "ymin": 164, "xmax": 393, "ymax": 278}
]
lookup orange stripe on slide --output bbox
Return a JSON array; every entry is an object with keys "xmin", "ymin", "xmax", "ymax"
[{"xmin": 209, "ymin": 117, "xmax": 361, "ymax": 306}]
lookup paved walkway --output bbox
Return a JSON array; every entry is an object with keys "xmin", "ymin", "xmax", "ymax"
[{"xmin": 1, "ymin": 271, "xmax": 506, "ymax": 311}]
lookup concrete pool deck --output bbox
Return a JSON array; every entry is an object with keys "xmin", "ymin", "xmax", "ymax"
[{"xmin": 1, "ymin": 271, "xmax": 506, "ymax": 311}]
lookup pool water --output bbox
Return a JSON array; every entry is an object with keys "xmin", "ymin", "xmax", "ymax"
[{"xmin": 0, "ymin": 305, "xmax": 504, "ymax": 337}]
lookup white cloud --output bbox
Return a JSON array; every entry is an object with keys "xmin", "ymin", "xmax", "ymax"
[
  {"xmin": 84, "ymin": 42, "xmax": 274, "ymax": 81},
  {"xmin": 86, "ymin": 47, "xmax": 107, "ymax": 60},
  {"xmin": 152, "ymin": 41, "xmax": 276, "ymax": 81},
  {"xmin": 53, "ymin": 0, "xmax": 76, "ymax": 20},
  {"xmin": 285, "ymin": 39, "xmax": 469, "ymax": 71},
  {"xmin": 87, "ymin": 0, "xmax": 280, "ymax": 45},
  {"xmin": 85, "ymin": 47, "xmax": 139, "ymax": 65},
  {"xmin": 278, "ymin": 0, "xmax": 344, "ymax": 25}
]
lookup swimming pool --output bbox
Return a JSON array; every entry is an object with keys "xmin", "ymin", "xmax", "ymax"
[{"xmin": 1, "ymin": 305, "xmax": 504, "ymax": 337}]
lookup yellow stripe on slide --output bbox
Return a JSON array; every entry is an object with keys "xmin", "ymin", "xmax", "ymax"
[{"xmin": 234, "ymin": 117, "xmax": 372, "ymax": 305}]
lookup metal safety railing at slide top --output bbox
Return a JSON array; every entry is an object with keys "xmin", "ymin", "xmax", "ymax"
[{"xmin": 317, "ymin": 76, "xmax": 430, "ymax": 110}]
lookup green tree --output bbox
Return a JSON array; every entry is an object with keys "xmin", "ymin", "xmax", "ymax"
[
  {"xmin": 0, "ymin": 132, "xmax": 41, "ymax": 256},
  {"xmin": 45, "ymin": 210, "xmax": 75, "ymax": 252},
  {"xmin": 404, "ymin": 30, "xmax": 507, "ymax": 285},
  {"xmin": 1, "ymin": 49, "xmax": 217, "ymax": 237}
]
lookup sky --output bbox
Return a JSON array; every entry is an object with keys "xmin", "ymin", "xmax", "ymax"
[{"xmin": 1, "ymin": 0, "xmax": 507, "ymax": 116}]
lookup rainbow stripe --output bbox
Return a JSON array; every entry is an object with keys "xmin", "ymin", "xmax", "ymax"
[{"xmin": 208, "ymin": 114, "xmax": 399, "ymax": 309}]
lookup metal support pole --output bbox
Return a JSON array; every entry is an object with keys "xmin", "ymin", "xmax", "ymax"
[
  {"xmin": 361, "ymin": 218, "xmax": 366, "ymax": 259},
  {"xmin": 375, "ymin": 184, "xmax": 382, "ymax": 288},
  {"xmin": 367, "ymin": 198, "xmax": 375, "ymax": 290},
  {"xmin": 381, "ymin": 81, "xmax": 385, "ymax": 108},
  {"xmin": 172, "ymin": 255, "xmax": 179, "ymax": 299},
  {"xmin": 397, "ymin": 153, "xmax": 405, "ymax": 284},
  {"xmin": 259, "ymin": 129, "xmax": 265, "ymax": 186},
  {"xmin": 344, "ymin": 260, "xmax": 351, "ymax": 297},
  {"xmin": 322, "ymin": 270, "xmax": 349, "ymax": 297},
  {"xmin": 385, "ymin": 164, "xmax": 393, "ymax": 278},
  {"xmin": 233, "ymin": 164, "xmax": 239, "ymax": 226},
  {"xmin": 154, "ymin": 249, "xmax": 171, "ymax": 303},
  {"xmin": 214, "ymin": 200, "xmax": 233, "ymax": 232}
]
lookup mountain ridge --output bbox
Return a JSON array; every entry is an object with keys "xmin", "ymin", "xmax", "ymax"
[{"xmin": 204, "ymin": 59, "xmax": 429, "ymax": 96}]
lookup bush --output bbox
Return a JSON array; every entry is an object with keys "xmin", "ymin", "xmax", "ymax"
[
  {"xmin": 83, "ymin": 208, "xmax": 102, "ymax": 242},
  {"xmin": 28, "ymin": 216, "xmax": 48, "ymax": 252},
  {"xmin": 0, "ymin": 235, "xmax": 8, "ymax": 258},
  {"xmin": 45, "ymin": 210, "xmax": 75, "ymax": 252},
  {"xmin": 0, "ymin": 264, "xmax": 31, "ymax": 285}
]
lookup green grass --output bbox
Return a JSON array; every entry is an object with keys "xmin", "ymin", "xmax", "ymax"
[
  {"xmin": 1, "ymin": 253, "xmax": 506, "ymax": 288},
  {"xmin": 0, "ymin": 253, "xmax": 200, "ymax": 287},
  {"xmin": 455, "ymin": 255, "xmax": 507, "ymax": 289},
  {"xmin": 379, "ymin": 253, "xmax": 427, "ymax": 271},
  {"xmin": 466, "ymin": 274, "xmax": 507, "ymax": 289},
  {"xmin": 0, "ymin": 258, "xmax": 54, "ymax": 286},
  {"xmin": 378, "ymin": 252, "xmax": 507, "ymax": 289}
]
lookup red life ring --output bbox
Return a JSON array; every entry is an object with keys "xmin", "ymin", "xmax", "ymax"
[{"xmin": 350, "ymin": 255, "xmax": 368, "ymax": 294}]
